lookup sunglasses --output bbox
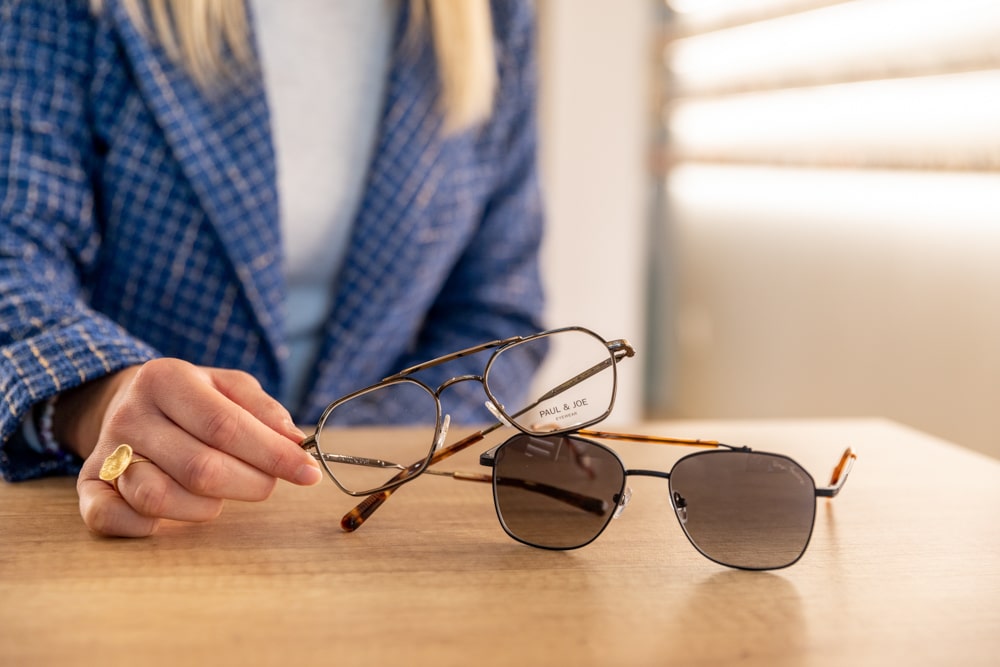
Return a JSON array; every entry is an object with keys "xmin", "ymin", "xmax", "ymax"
[
  {"xmin": 476, "ymin": 430, "xmax": 856, "ymax": 570},
  {"xmin": 338, "ymin": 427, "xmax": 855, "ymax": 571}
]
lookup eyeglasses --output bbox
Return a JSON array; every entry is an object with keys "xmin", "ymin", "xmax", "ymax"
[
  {"xmin": 299, "ymin": 326, "xmax": 635, "ymax": 502},
  {"xmin": 478, "ymin": 430, "xmax": 856, "ymax": 570}
]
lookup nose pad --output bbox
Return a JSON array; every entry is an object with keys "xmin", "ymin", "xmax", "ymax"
[
  {"xmin": 672, "ymin": 491, "xmax": 688, "ymax": 525},
  {"xmin": 612, "ymin": 486, "xmax": 633, "ymax": 519},
  {"xmin": 434, "ymin": 414, "xmax": 451, "ymax": 452},
  {"xmin": 484, "ymin": 401, "xmax": 516, "ymax": 429}
]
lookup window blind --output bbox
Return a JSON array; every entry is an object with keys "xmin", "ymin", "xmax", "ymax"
[
  {"xmin": 666, "ymin": 0, "xmax": 1000, "ymax": 171},
  {"xmin": 651, "ymin": 0, "xmax": 1000, "ymax": 455}
]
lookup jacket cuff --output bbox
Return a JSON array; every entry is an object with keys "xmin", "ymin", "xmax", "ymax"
[{"xmin": 0, "ymin": 415, "xmax": 82, "ymax": 482}]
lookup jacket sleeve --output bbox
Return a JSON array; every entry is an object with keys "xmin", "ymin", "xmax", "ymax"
[
  {"xmin": 394, "ymin": 0, "xmax": 548, "ymax": 421},
  {"xmin": 0, "ymin": 2, "xmax": 159, "ymax": 481}
]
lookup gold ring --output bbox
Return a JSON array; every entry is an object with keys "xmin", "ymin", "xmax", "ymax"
[{"xmin": 99, "ymin": 444, "xmax": 153, "ymax": 492}]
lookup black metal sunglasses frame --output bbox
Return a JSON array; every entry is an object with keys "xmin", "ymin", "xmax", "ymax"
[{"xmin": 474, "ymin": 430, "xmax": 857, "ymax": 570}]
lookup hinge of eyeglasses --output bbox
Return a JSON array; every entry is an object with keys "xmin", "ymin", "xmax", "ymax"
[
  {"xmin": 479, "ymin": 444, "xmax": 501, "ymax": 467},
  {"xmin": 609, "ymin": 339, "xmax": 636, "ymax": 361}
]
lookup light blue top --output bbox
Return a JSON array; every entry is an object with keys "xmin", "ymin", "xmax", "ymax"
[{"xmin": 251, "ymin": 0, "xmax": 398, "ymax": 406}]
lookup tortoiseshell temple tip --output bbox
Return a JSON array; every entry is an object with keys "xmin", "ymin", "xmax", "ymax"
[
  {"xmin": 340, "ymin": 490, "xmax": 391, "ymax": 532},
  {"xmin": 830, "ymin": 447, "xmax": 857, "ymax": 487},
  {"xmin": 817, "ymin": 447, "xmax": 857, "ymax": 498},
  {"xmin": 340, "ymin": 513, "xmax": 362, "ymax": 532}
]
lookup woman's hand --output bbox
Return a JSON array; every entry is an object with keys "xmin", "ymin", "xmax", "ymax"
[{"xmin": 60, "ymin": 358, "xmax": 321, "ymax": 537}]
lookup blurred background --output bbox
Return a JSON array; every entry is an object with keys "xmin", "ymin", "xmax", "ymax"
[{"xmin": 531, "ymin": 0, "xmax": 1000, "ymax": 459}]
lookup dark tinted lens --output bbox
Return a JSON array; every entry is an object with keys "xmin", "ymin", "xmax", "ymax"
[
  {"xmin": 487, "ymin": 329, "xmax": 616, "ymax": 434},
  {"xmin": 492, "ymin": 434, "xmax": 626, "ymax": 549},
  {"xmin": 669, "ymin": 452, "xmax": 817, "ymax": 570}
]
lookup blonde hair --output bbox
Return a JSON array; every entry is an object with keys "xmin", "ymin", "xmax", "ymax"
[{"xmin": 92, "ymin": 0, "xmax": 496, "ymax": 132}]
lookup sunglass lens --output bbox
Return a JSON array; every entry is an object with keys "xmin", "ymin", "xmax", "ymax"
[
  {"xmin": 492, "ymin": 434, "xmax": 626, "ymax": 549},
  {"xmin": 669, "ymin": 451, "xmax": 817, "ymax": 570}
]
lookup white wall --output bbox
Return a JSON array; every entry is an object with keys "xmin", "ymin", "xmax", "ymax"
[
  {"xmin": 533, "ymin": 0, "xmax": 655, "ymax": 425},
  {"xmin": 662, "ymin": 165, "xmax": 1000, "ymax": 459}
]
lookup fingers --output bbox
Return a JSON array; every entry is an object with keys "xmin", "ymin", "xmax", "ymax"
[
  {"xmin": 115, "ymin": 456, "xmax": 225, "ymax": 522},
  {"xmin": 77, "ymin": 436, "xmax": 244, "ymax": 538},
  {"xmin": 119, "ymin": 415, "xmax": 280, "ymax": 502},
  {"xmin": 78, "ymin": 459, "xmax": 223, "ymax": 537},
  {"xmin": 75, "ymin": 358, "xmax": 323, "ymax": 537},
  {"xmin": 133, "ymin": 361, "xmax": 321, "ymax": 486},
  {"xmin": 211, "ymin": 368, "xmax": 307, "ymax": 442},
  {"xmin": 78, "ymin": 476, "xmax": 160, "ymax": 538}
]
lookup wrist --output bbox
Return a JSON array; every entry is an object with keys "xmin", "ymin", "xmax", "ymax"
[{"xmin": 52, "ymin": 367, "xmax": 139, "ymax": 458}]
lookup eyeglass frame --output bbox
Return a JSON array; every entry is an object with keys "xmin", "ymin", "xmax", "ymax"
[{"xmin": 299, "ymin": 325, "xmax": 636, "ymax": 500}]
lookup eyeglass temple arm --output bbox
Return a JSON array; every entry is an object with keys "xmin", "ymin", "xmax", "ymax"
[
  {"xmin": 816, "ymin": 447, "xmax": 857, "ymax": 498},
  {"xmin": 477, "ymin": 429, "xmax": 723, "ymax": 466},
  {"xmin": 334, "ymin": 465, "xmax": 611, "ymax": 518},
  {"xmin": 484, "ymin": 340, "xmax": 633, "ymax": 434},
  {"xmin": 338, "ymin": 423, "xmax": 504, "ymax": 531},
  {"xmin": 423, "ymin": 469, "xmax": 611, "ymax": 516},
  {"xmin": 576, "ymin": 433, "xmax": 856, "ymax": 499},
  {"xmin": 301, "ymin": 434, "xmax": 414, "ymax": 470},
  {"xmin": 339, "ymin": 342, "xmax": 636, "ymax": 531},
  {"xmin": 578, "ymin": 429, "xmax": 722, "ymax": 448},
  {"xmin": 524, "ymin": 340, "xmax": 634, "ymax": 412}
]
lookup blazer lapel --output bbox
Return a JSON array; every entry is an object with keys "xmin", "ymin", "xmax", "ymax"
[{"xmin": 107, "ymin": 1, "xmax": 285, "ymax": 369}]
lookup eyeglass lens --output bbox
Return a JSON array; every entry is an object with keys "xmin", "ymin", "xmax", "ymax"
[
  {"xmin": 491, "ymin": 435, "xmax": 819, "ymax": 570},
  {"xmin": 314, "ymin": 379, "xmax": 440, "ymax": 494},
  {"xmin": 313, "ymin": 328, "xmax": 619, "ymax": 495},
  {"xmin": 486, "ymin": 329, "xmax": 616, "ymax": 434}
]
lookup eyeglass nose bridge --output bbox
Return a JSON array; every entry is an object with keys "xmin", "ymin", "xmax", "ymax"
[
  {"xmin": 436, "ymin": 373, "xmax": 485, "ymax": 395},
  {"xmin": 435, "ymin": 374, "xmax": 498, "ymax": 430}
]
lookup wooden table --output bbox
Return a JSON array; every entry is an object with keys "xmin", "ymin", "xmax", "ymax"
[{"xmin": 1, "ymin": 419, "xmax": 998, "ymax": 666}]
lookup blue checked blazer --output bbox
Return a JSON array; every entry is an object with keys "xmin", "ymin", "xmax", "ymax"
[{"xmin": 0, "ymin": 0, "xmax": 546, "ymax": 480}]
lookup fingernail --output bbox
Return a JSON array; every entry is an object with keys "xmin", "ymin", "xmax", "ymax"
[{"xmin": 296, "ymin": 463, "xmax": 323, "ymax": 486}]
